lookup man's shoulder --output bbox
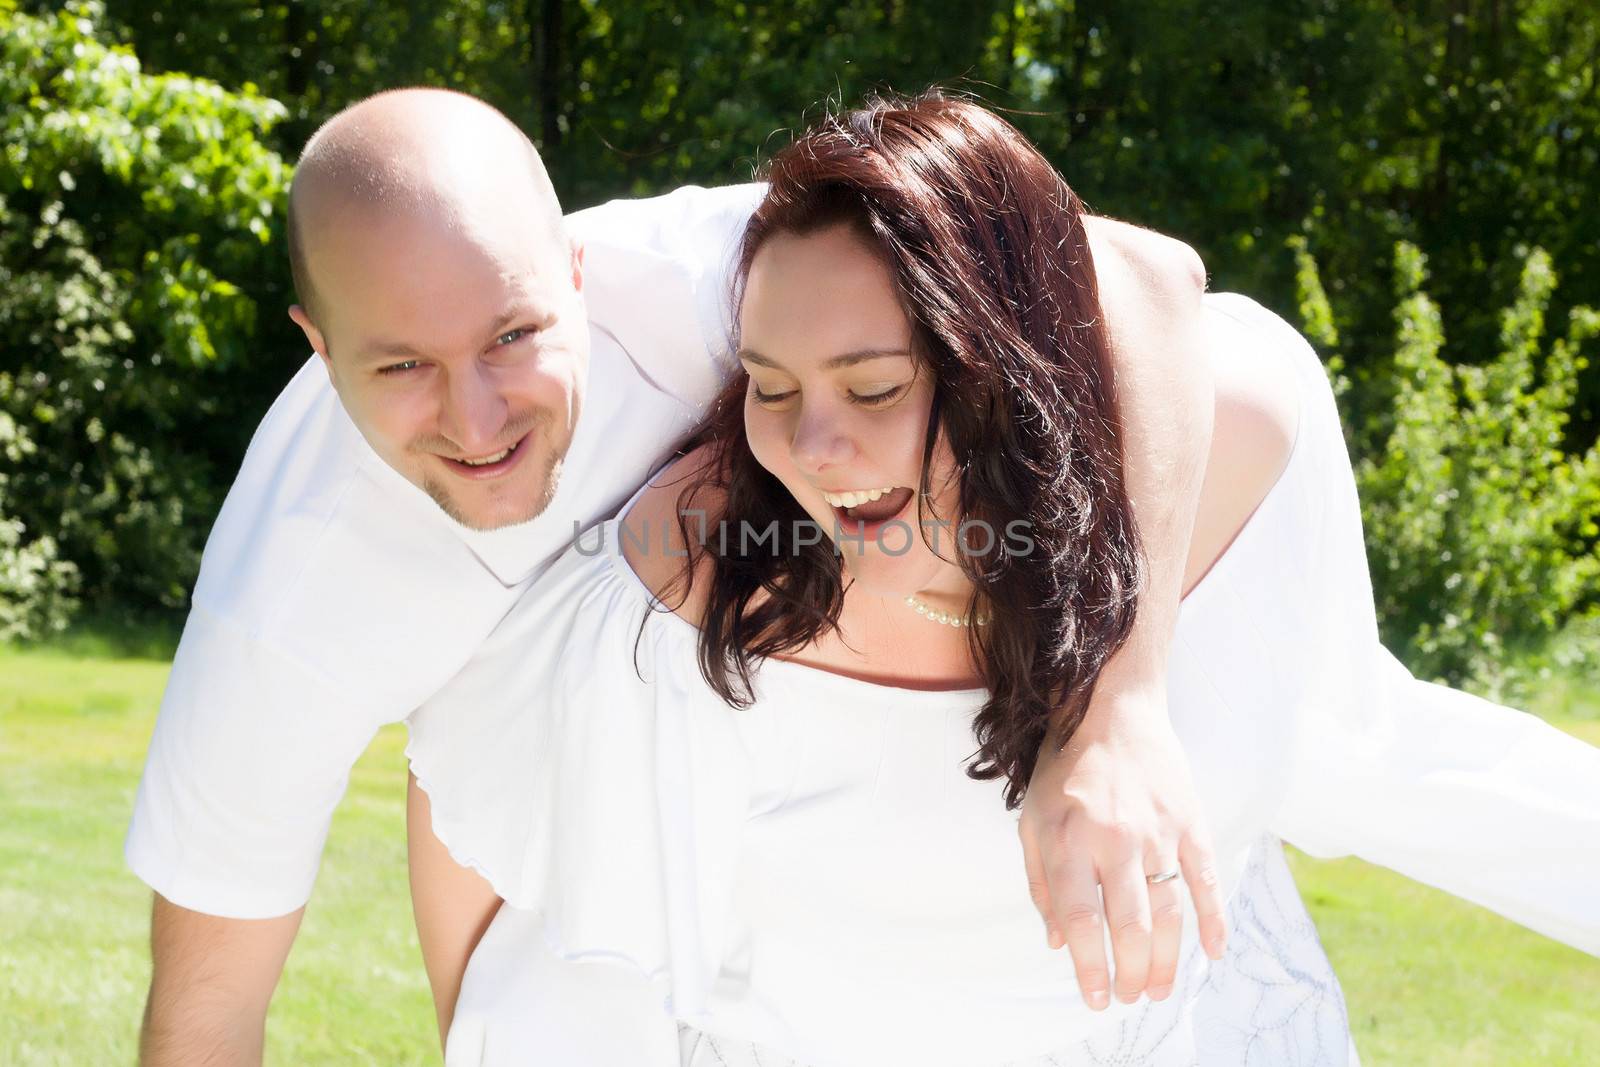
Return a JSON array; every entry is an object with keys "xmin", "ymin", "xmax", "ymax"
[
  {"xmin": 572, "ymin": 184, "xmax": 766, "ymax": 412},
  {"xmin": 564, "ymin": 182, "xmax": 766, "ymax": 245},
  {"xmin": 193, "ymin": 355, "xmax": 362, "ymax": 603}
]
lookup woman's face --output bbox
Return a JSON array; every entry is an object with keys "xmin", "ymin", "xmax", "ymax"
[{"xmin": 739, "ymin": 223, "xmax": 967, "ymax": 601}]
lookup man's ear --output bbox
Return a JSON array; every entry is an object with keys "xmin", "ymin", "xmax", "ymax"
[
  {"xmin": 288, "ymin": 305, "xmax": 336, "ymax": 382},
  {"xmin": 570, "ymin": 239, "xmax": 585, "ymax": 294}
]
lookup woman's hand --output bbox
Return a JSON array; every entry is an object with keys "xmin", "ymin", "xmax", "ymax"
[{"xmin": 1018, "ymin": 686, "xmax": 1226, "ymax": 1010}]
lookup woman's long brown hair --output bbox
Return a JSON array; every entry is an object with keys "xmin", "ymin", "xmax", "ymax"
[{"xmin": 662, "ymin": 91, "xmax": 1143, "ymax": 809}]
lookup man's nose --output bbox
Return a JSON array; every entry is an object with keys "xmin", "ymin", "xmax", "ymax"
[
  {"xmin": 789, "ymin": 403, "xmax": 853, "ymax": 474},
  {"xmin": 438, "ymin": 363, "xmax": 508, "ymax": 455}
]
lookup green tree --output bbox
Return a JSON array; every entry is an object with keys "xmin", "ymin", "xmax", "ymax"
[
  {"xmin": 1298, "ymin": 237, "xmax": 1600, "ymax": 688},
  {"xmin": 0, "ymin": 1, "xmax": 293, "ymax": 616},
  {"xmin": 94, "ymin": 0, "xmax": 1600, "ymax": 420},
  {"xmin": 9, "ymin": 0, "xmax": 1599, "ymax": 640}
]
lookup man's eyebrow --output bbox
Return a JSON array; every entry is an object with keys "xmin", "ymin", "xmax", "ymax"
[
  {"xmin": 358, "ymin": 338, "xmax": 426, "ymax": 361},
  {"xmin": 737, "ymin": 347, "xmax": 913, "ymax": 371},
  {"xmin": 484, "ymin": 307, "xmax": 533, "ymax": 339}
]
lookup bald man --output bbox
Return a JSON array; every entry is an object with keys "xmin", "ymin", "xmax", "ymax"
[{"xmin": 126, "ymin": 89, "xmax": 1219, "ymax": 1064}]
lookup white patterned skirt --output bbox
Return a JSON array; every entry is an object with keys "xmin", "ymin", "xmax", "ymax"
[{"xmin": 676, "ymin": 836, "xmax": 1360, "ymax": 1067}]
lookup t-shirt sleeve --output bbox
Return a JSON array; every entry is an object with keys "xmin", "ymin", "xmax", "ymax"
[
  {"xmin": 566, "ymin": 183, "xmax": 766, "ymax": 409},
  {"xmin": 124, "ymin": 599, "xmax": 394, "ymax": 919},
  {"xmin": 123, "ymin": 357, "xmax": 511, "ymax": 919}
]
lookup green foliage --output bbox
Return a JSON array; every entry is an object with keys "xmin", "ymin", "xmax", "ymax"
[
  {"xmin": 0, "ymin": 2, "xmax": 293, "ymax": 618},
  {"xmin": 0, "ymin": 510, "xmax": 78, "ymax": 643},
  {"xmin": 93, "ymin": 0, "xmax": 1597, "ymax": 438},
  {"xmin": 2, "ymin": 0, "xmax": 1599, "ymax": 645},
  {"xmin": 1504, "ymin": 612, "xmax": 1600, "ymax": 722},
  {"xmin": 1302, "ymin": 239, "xmax": 1600, "ymax": 688}
]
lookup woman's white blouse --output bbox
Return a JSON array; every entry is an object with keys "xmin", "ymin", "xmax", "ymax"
[{"xmin": 407, "ymin": 294, "xmax": 1600, "ymax": 1067}]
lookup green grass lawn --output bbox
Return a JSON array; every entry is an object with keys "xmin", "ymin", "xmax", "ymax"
[
  {"xmin": 0, "ymin": 645, "xmax": 437, "ymax": 1066},
  {"xmin": 2, "ymin": 642, "xmax": 1596, "ymax": 1065}
]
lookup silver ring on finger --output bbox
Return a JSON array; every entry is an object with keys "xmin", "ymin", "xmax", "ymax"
[{"xmin": 1146, "ymin": 869, "xmax": 1181, "ymax": 884}]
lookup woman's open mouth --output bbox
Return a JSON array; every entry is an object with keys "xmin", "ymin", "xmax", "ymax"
[{"xmin": 822, "ymin": 485, "xmax": 917, "ymax": 539}]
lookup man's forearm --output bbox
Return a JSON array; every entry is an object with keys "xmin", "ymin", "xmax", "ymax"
[
  {"xmin": 140, "ymin": 997, "xmax": 265, "ymax": 1067},
  {"xmin": 139, "ymin": 895, "xmax": 303, "ymax": 1067},
  {"xmin": 1093, "ymin": 271, "xmax": 1214, "ymax": 714}
]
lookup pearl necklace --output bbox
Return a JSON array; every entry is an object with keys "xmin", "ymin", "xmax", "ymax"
[{"xmin": 904, "ymin": 594, "xmax": 990, "ymax": 628}]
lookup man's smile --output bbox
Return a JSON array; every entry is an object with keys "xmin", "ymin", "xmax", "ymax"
[{"xmin": 438, "ymin": 430, "xmax": 533, "ymax": 480}]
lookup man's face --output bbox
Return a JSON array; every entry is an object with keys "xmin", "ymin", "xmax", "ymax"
[{"xmin": 292, "ymin": 204, "xmax": 588, "ymax": 531}]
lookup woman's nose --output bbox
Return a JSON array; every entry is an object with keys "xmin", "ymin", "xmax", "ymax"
[{"xmin": 789, "ymin": 404, "xmax": 853, "ymax": 473}]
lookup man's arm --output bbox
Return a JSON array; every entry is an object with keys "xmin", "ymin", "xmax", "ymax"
[
  {"xmin": 140, "ymin": 897, "xmax": 302, "ymax": 1066},
  {"xmin": 407, "ymin": 771, "xmax": 502, "ymax": 1050},
  {"xmin": 127, "ymin": 600, "xmax": 464, "ymax": 1061},
  {"xmin": 1018, "ymin": 218, "xmax": 1223, "ymax": 1011}
]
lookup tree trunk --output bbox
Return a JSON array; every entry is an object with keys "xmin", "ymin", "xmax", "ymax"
[
  {"xmin": 284, "ymin": 0, "xmax": 309, "ymax": 98},
  {"xmin": 538, "ymin": 0, "xmax": 563, "ymax": 150}
]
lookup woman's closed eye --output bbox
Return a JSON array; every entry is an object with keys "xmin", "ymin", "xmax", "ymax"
[
  {"xmin": 848, "ymin": 383, "xmax": 907, "ymax": 407},
  {"xmin": 749, "ymin": 383, "xmax": 909, "ymax": 407},
  {"xmin": 749, "ymin": 381, "xmax": 795, "ymax": 405}
]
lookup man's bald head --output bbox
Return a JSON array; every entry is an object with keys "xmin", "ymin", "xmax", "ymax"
[
  {"xmin": 286, "ymin": 88, "xmax": 565, "ymax": 327},
  {"xmin": 282, "ymin": 88, "xmax": 591, "ymax": 532}
]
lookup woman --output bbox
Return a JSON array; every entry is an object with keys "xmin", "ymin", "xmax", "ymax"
[{"xmin": 406, "ymin": 93, "xmax": 1600, "ymax": 1066}]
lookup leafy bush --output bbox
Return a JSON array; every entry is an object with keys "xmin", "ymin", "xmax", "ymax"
[
  {"xmin": 0, "ymin": 483, "xmax": 78, "ymax": 642},
  {"xmin": 1294, "ymin": 237, "xmax": 1600, "ymax": 689},
  {"xmin": 0, "ymin": 2, "xmax": 293, "ymax": 622}
]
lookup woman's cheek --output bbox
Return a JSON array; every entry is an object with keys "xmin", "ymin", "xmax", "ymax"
[{"xmin": 743, "ymin": 404, "xmax": 788, "ymax": 481}]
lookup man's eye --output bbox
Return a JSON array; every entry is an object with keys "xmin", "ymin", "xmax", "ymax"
[
  {"xmin": 849, "ymin": 384, "xmax": 907, "ymax": 406},
  {"xmin": 496, "ymin": 328, "xmax": 533, "ymax": 347},
  {"xmin": 378, "ymin": 360, "xmax": 421, "ymax": 375}
]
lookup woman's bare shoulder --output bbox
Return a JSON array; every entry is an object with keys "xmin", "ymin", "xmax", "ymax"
[{"xmin": 617, "ymin": 443, "xmax": 726, "ymax": 626}]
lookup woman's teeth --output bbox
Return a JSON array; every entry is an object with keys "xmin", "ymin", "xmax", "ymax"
[
  {"xmin": 820, "ymin": 486, "xmax": 896, "ymax": 509},
  {"xmin": 459, "ymin": 446, "xmax": 513, "ymax": 467}
]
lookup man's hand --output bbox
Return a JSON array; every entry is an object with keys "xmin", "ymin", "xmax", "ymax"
[
  {"xmin": 1019, "ymin": 687, "xmax": 1226, "ymax": 1011},
  {"xmin": 139, "ymin": 894, "xmax": 302, "ymax": 1066}
]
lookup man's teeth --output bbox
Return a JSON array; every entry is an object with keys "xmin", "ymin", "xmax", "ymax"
[
  {"xmin": 458, "ymin": 446, "xmax": 513, "ymax": 467},
  {"xmin": 820, "ymin": 486, "xmax": 897, "ymax": 509}
]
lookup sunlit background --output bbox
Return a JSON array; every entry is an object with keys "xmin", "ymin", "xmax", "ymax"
[{"xmin": 3, "ymin": 1, "xmax": 1597, "ymax": 1062}]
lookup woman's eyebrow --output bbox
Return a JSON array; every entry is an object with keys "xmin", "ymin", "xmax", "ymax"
[{"xmin": 737, "ymin": 347, "xmax": 913, "ymax": 371}]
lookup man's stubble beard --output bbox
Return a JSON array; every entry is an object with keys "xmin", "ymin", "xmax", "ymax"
[{"xmin": 418, "ymin": 408, "xmax": 567, "ymax": 531}]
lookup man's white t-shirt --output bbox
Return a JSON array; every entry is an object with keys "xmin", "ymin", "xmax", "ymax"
[{"xmin": 125, "ymin": 183, "xmax": 765, "ymax": 919}]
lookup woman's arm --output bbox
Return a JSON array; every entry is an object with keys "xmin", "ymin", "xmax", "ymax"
[
  {"xmin": 618, "ymin": 446, "xmax": 723, "ymax": 624},
  {"xmin": 407, "ymin": 771, "xmax": 503, "ymax": 1051}
]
